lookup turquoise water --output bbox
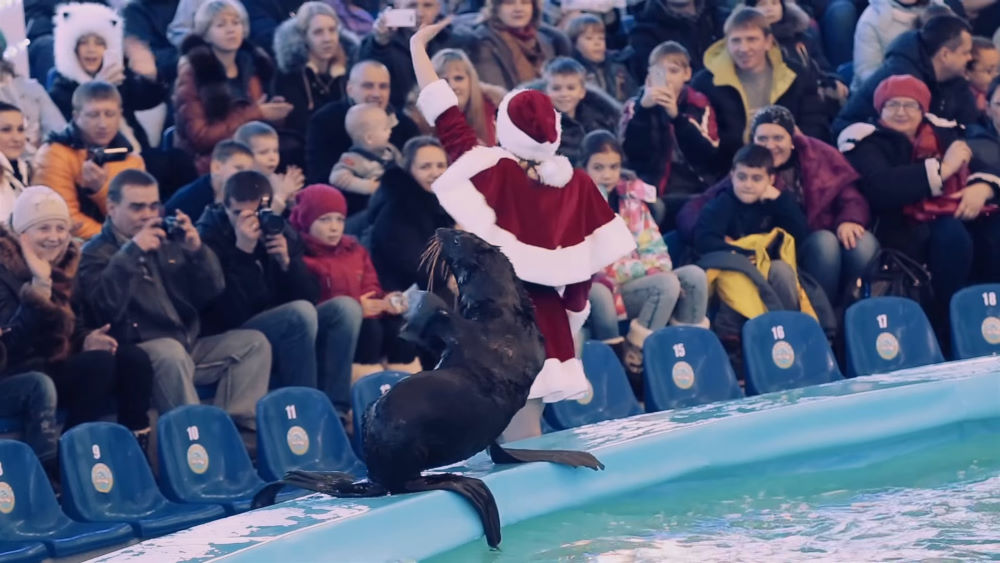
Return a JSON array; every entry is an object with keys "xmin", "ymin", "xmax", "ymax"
[{"xmin": 431, "ymin": 418, "xmax": 1000, "ymax": 562}]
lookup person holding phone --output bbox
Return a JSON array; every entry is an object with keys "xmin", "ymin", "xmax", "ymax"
[
  {"xmin": 173, "ymin": 0, "xmax": 293, "ymax": 174},
  {"xmin": 359, "ymin": 0, "xmax": 469, "ymax": 109}
]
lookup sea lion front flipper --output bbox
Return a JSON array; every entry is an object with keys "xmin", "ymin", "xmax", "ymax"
[
  {"xmin": 489, "ymin": 442, "xmax": 605, "ymax": 471},
  {"xmin": 399, "ymin": 291, "xmax": 460, "ymax": 355},
  {"xmin": 403, "ymin": 473, "xmax": 501, "ymax": 549},
  {"xmin": 251, "ymin": 481, "xmax": 288, "ymax": 509}
]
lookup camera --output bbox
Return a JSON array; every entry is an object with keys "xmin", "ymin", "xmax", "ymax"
[
  {"xmin": 87, "ymin": 147, "xmax": 130, "ymax": 166},
  {"xmin": 162, "ymin": 215, "xmax": 187, "ymax": 241},
  {"xmin": 257, "ymin": 198, "xmax": 286, "ymax": 237}
]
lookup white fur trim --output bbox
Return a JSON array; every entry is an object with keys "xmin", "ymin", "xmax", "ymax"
[
  {"xmin": 432, "ymin": 145, "xmax": 636, "ymax": 286},
  {"xmin": 925, "ymin": 113, "xmax": 959, "ymax": 129},
  {"xmin": 416, "ymin": 79, "xmax": 459, "ymax": 125},
  {"xmin": 53, "ymin": 3, "xmax": 123, "ymax": 86},
  {"xmin": 968, "ymin": 172, "xmax": 1000, "ymax": 192},
  {"xmin": 836, "ymin": 122, "xmax": 877, "ymax": 152},
  {"xmin": 528, "ymin": 357, "xmax": 590, "ymax": 403},
  {"xmin": 535, "ymin": 155, "xmax": 574, "ymax": 188},
  {"xmin": 496, "ymin": 89, "xmax": 562, "ymax": 163},
  {"xmin": 567, "ymin": 302, "xmax": 591, "ymax": 336},
  {"xmin": 924, "ymin": 158, "xmax": 943, "ymax": 196}
]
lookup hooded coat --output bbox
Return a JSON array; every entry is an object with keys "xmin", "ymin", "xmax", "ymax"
[
  {"xmin": 852, "ymin": 0, "xmax": 942, "ymax": 90},
  {"xmin": 48, "ymin": 2, "xmax": 166, "ymax": 151},
  {"xmin": 172, "ymin": 35, "xmax": 275, "ymax": 174},
  {"xmin": 627, "ymin": 0, "xmax": 721, "ymax": 81},
  {"xmin": 835, "ymin": 29, "xmax": 980, "ymax": 136}
]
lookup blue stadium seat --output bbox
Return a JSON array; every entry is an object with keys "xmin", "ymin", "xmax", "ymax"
[
  {"xmin": 59, "ymin": 423, "xmax": 225, "ymax": 538},
  {"xmin": 351, "ymin": 371, "xmax": 407, "ymax": 455},
  {"xmin": 643, "ymin": 326, "xmax": 744, "ymax": 411},
  {"xmin": 0, "ymin": 440, "xmax": 133, "ymax": 558},
  {"xmin": 950, "ymin": 284, "xmax": 1000, "ymax": 360},
  {"xmin": 543, "ymin": 341, "xmax": 643, "ymax": 431},
  {"xmin": 256, "ymin": 387, "xmax": 365, "ymax": 482},
  {"xmin": 0, "ymin": 542, "xmax": 47, "ymax": 563},
  {"xmin": 158, "ymin": 405, "xmax": 295, "ymax": 514},
  {"xmin": 845, "ymin": 296, "xmax": 944, "ymax": 377},
  {"xmin": 742, "ymin": 311, "xmax": 844, "ymax": 395}
]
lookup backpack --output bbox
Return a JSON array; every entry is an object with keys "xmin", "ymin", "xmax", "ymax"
[{"xmin": 842, "ymin": 249, "xmax": 934, "ymax": 308}]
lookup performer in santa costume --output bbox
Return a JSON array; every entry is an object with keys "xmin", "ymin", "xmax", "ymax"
[{"xmin": 409, "ymin": 20, "xmax": 636, "ymax": 440}]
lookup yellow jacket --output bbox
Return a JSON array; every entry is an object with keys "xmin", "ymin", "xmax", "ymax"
[{"xmin": 705, "ymin": 228, "xmax": 818, "ymax": 321}]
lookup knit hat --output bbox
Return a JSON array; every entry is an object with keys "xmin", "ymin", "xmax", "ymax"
[
  {"xmin": 289, "ymin": 184, "xmax": 347, "ymax": 233},
  {"xmin": 873, "ymin": 74, "xmax": 931, "ymax": 113},
  {"xmin": 496, "ymin": 89, "xmax": 575, "ymax": 187},
  {"xmin": 751, "ymin": 105, "xmax": 796, "ymax": 137},
  {"xmin": 11, "ymin": 186, "xmax": 70, "ymax": 234}
]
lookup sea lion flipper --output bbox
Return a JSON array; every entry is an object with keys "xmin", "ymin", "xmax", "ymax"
[
  {"xmin": 403, "ymin": 474, "xmax": 501, "ymax": 549},
  {"xmin": 489, "ymin": 443, "xmax": 605, "ymax": 471},
  {"xmin": 251, "ymin": 481, "xmax": 288, "ymax": 509}
]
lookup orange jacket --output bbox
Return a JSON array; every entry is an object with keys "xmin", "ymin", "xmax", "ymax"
[{"xmin": 33, "ymin": 130, "xmax": 144, "ymax": 239}]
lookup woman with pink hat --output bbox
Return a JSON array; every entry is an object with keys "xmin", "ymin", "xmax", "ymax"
[
  {"xmin": 409, "ymin": 19, "xmax": 635, "ymax": 441},
  {"xmin": 838, "ymin": 74, "xmax": 1000, "ymax": 316}
]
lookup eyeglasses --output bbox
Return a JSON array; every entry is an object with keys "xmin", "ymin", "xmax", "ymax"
[{"xmin": 883, "ymin": 100, "xmax": 922, "ymax": 113}]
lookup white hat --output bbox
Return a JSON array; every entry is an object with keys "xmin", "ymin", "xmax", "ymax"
[{"xmin": 11, "ymin": 186, "xmax": 70, "ymax": 234}]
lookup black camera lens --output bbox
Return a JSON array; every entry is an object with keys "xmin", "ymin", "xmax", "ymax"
[
  {"xmin": 162, "ymin": 216, "xmax": 186, "ymax": 241},
  {"xmin": 257, "ymin": 208, "xmax": 285, "ymax": 236}
]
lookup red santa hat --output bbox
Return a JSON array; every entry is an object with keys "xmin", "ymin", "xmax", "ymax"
[{"xmin": 496, "ymin": 89, "xmax": 575, "ymax": 188}]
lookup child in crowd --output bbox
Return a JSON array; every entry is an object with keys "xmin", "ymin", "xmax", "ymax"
[
  {"xmin": 165, "ymin": 140, "xmax": 255, "ymax": 220},
  {"xmin": 694, "ymin": 144, "xmax": 809, "ymax": 311},
  {"xmin": 968, "ymin": 37, "xmax": 1000, "ymax": 113},
  {"xmin": 620, "ymin": 40, "xmax": 719, "ymax": 229},
  {"xmin": 233, "ymin": 121, "xmax": 305, "ymax": 214},
  {"xmin": 329, "ymin": 103, "xmax": 401, "ymax": 219},
  {"xmin": 582, "ymin": 130, "xmax": 708, "ymax": 391},
  {"xmin": 289, "ymin": 184, "xmax": 420, "ymax": 380},
  {"xmin": 541, "ymin": 57, "xmax": 622, "ymax": 166},
  {"xmin": 565, "ymin": 14, "xmax": 637, "ymax": 103}
]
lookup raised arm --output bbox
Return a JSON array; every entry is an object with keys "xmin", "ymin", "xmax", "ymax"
[{"xmin": 410, "ymin": 18, "xmax": 451, "ymax": 91}]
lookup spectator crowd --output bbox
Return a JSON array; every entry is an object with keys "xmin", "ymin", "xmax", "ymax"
[{"xmin": 4, "ymin": 0, "xmax": 1000, "ymax": 484}]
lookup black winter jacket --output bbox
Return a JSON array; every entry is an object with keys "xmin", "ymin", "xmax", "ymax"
[
  {"xmin": 834, "ymin": 30, "xmax": 980, "ymax": 136},
  {"xmin": 121, "ymin": 0, "xmax": 180, "ymax": 84},
  {"xmin": 627, "ymin": 0, "xmax": 720, "ymax": 81},
  {"xmin": 693, "ymin": 184, "xmax": 810, "ymax": 256},
  {"xmin": 196, "ymin": 203, "xmax": 319, "ymax": 335},
  {"xmin": 75, "ymin": 220, "xmax": 224, "ymax": 348}
]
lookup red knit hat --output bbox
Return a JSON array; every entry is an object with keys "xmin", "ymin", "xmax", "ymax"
[
  {"xmin": 289, "ymin": 184, "xmax": 347, "ymax": 233},
  {"xmin": 496, "ymin": 89, "xmax": 574, "ymax": 187},
  {"xmin": 873, "ymin": 74, "xmax": 932, "ymax": 113}
]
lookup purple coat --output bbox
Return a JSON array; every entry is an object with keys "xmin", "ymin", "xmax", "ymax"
[{"xmin": 677, "ymin": 134, "xmax": 870, "ymax": 242}]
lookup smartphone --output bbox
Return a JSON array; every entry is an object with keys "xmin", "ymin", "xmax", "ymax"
[
  {"xmin": 383, "ymin": 8, "xmax": 417, "ymax": 28},
  {"xmin": 647, "ymin": 64, "xmax": 668, "ymax": 88}
]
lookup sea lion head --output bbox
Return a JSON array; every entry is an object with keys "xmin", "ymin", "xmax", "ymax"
[{"xmin": 426, "ymin": 228, "xmax": 534, "ymax": 322}]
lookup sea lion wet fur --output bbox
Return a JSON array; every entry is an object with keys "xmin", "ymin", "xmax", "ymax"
[{"xmin": 252, "ymin": 229, "xmax": 603, "ymax": 547}]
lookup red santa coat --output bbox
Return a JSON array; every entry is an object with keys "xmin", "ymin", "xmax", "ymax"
[{"xmin": 417, "ymin": 79, "xmax": 636, "ymax": 403}]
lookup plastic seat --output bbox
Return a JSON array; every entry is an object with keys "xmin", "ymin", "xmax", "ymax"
[
  {"xmin": 158, "ymin": 405, "xmax": 295, "ymax": 514},
  {"xmin": 742, "ymin": 311, "xmax": 844, "ymax": 395},
  {"xmin": 0, "ymin": 542, "xmax": 47, "ymax": 563},
  {"xmin": 643, "ymin": 326, "xmax": 744, "ymax": 411},
  {"xmin": 950, "ymin": 284, "xmax": 1000, "ymax": 360},
  {"xmin": 845, "ymin": 296, "xmax": 944, "ymax": 377},
  {"xmin": 256, "ymin": 387, "xmax": 365, "ymax": 482},
  {"xmin": 543, "ymin": 341, "xmax": 643, "ymax": 431},
  {"xmin": 0, "ymin": 440, "xmax": 133, "ymax": 558},
  {"xmin": 351, "ymin": 371, "xmax": 407, "ymax": 455},
  {"xmin": 60, "ymin": 423, "xmax": 225, "ymax": 538}
]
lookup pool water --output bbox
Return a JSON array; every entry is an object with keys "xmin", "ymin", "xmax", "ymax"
[{"xmin": 431, "ymin": 418, "xmax": 1000, "ymax": 562}]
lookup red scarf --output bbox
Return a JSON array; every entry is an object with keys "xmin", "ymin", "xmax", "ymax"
[{"xmin": 898, "ymin": 121, "xmax": 970, "ymax": 222}]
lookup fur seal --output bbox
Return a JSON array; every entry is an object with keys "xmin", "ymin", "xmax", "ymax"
[{"xmin": 253, "ymin": 229, "xmax": 603, "ymax": 547}]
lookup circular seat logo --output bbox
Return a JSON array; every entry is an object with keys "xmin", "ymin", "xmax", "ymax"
[
  {"xmin": 91, "ymin": 463, "xmax": 114, "ymax": 493},
  {"xmin": 672, "ymin": 361, "xmax": 695, "ymax": 389},
  {"xmin": 981, "ymin": 316, "xmax": 1000, "ymax": 344},
  {"xmin": 286, "ymin": 426, "xmax": 310, "ymax": 456},
  {"xmin": 186, "ymin": 444, "xmax": 209, "ymax": 474},
  {"xmin": 875, "ymin": 332, "xmax": 899, "ymax": 360},
  {"xmin": 772, "ymin": 341, "xmax": 795, "ymax": 369},
  {"xmin": 0, "ymin": 482, "xmax": 15, "ymax": 513}
]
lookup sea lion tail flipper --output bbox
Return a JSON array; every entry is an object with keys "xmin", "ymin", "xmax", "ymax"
[
  {"xmin": 403, "ymin": 474, "xmax": 501, "ymax": 549},
  {"xmin": 489, "ymin": 443, "xmax": 605, "ymax": 471}
]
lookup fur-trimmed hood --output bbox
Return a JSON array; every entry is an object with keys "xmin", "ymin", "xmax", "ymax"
[
  {"xmin": 53, "ymin": 2, "xmax": 123, "ymax": 86},
  {"xmin": 179, "ymin": 34, "xmax": 275, "ymax": 121}
]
